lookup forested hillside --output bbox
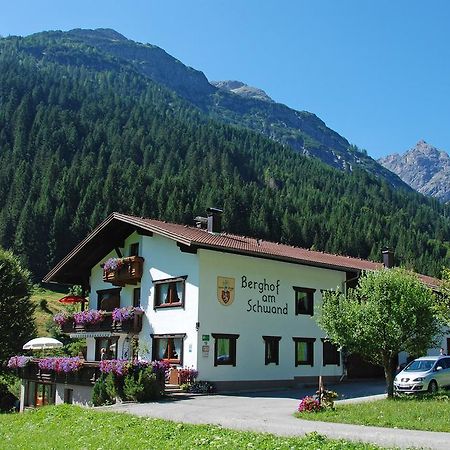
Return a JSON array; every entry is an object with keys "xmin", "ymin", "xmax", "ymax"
[{"xmin": 0, "ymin": 33, "xmax": 449, "ymax": 279}]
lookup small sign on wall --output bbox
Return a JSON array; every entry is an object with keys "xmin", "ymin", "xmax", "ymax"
[
  {"xmin": 202, "ymin": 345, "xmax": 210, "ymax": 357},
  {"xmin": 202, "ymin": 334, "xmax": 210, "ymax": 342}
]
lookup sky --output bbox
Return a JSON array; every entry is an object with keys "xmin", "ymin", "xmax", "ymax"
[{"xmin": 1, "ymin": 1, "xmax": 450, "ymax": 159}]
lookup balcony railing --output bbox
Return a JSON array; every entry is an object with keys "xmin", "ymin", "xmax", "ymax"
[
  {"xmin": 19, "ymin": 360, "xmax": 101, "ymax": 386},
  {"xmin": 61, "ymin": 310, "xmax": 143, "ymax": 335},
  {"xmin": 102, "ymin": 256, "xmax": 144, "ymax": 286}
]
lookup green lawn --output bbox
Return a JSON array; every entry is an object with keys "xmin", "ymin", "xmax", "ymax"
[
  {"xmin": 0, "ymin": 405, "xmax": 382, "ymax": 450},
  {"xmin": 31, "ymin": 286, "xmax": 69, "ymax": 336},
  {"xmin": 296, "ymin": 393, "xmax": 450, "ymax": 432}
]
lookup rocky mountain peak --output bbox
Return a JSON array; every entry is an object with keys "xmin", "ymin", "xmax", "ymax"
[
  {"xmin": 379, "ymin": 141, "xmax": 450, "ymax": 202},
  {"xmin": 211, "ymin": 80, "xmax": 274, "ymax": 103}
]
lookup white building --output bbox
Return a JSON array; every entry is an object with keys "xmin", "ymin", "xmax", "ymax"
[{"xmin": 19, "ymin": 210, "xmax": 445, "ymax": 407}]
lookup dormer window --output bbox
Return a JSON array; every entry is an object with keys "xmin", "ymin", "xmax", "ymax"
[{"xmin": 153, "ymin": 276, "xmax": 187, "ymax": 309}]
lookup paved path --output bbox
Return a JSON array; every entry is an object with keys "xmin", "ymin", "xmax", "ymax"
[{"xmin": 106, "ymin": 382, "xmax": 449, "ymax": 449}]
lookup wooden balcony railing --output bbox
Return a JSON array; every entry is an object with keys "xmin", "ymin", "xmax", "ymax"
[
  {"xmin": 61, "ymin": 310, "xmax": 143, "ymax": 335},
  {"xmin": 19, "ymin": 360, "xmax": 101, "ymax": 386},
  {"xmin": 102, "ymin": 256, "xmax": 144, "ymax": 286}
]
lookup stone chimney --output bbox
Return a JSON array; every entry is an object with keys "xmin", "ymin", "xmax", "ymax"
[
  {"xmin": 382, "ymin": 248, "xmax": 394, "ymax": 268},
  {"xmin": 207, "ymin": 207, "xmax": 223, "ymax": 234}
]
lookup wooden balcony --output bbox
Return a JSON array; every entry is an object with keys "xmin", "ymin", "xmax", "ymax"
[
  {"xmin": 19, "ymin": 360, "xmax": 101, "ymax": 386},
  {"xmin": 60, "ymin": 311, "xmax": 143, "ymax": 335},
  {"xmin": 102, "ymin": 256, "xmax": 144, "ymax": 286}
]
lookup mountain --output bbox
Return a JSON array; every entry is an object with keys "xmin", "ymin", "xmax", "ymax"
[
  {"xmin": 26, "ymin": 28, "xmax": 407, "ymax": 189},
  {"xmin": 0, "ymin": 29, "xmax": 448, "ymax": 279},
  {"xmin": 379, "ymin": 140, "xmax": 450, "ymax": 203}
]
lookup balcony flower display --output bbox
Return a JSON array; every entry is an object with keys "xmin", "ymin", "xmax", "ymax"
[
  {"xmin": 99, "ymin": 359, "xmax": 132, "ymax": 377},
  {"xmin": 112, "ymin": 306, "xmax": 143, "ymax": 323},
  {"xmin": 73, "ymin": 309, "xmax": 105, "ymax": 326},
  {"xmin": 53, "ymin": 311, "xmax": 73, "ymax": 326},
  {"xmin": 7, "ymin": 355, "xmax": 31, "ymax": 369},
  {"xmin": 103, "ymin": 257, "xmax": 124, "ymax": 273},
  {"xmin": 38, "ymin": 357, "xmax": 84, "ymax": 373}
]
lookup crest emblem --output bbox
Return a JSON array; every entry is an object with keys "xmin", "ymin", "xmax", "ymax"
[{"xmin": 217, "ymin": 276, "xmax": 235, "ymax": 306}]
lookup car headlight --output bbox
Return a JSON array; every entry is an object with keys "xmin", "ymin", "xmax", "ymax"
[{"xmin": 413, "ymin": 377, "xmax": 424, "ymax": 382}]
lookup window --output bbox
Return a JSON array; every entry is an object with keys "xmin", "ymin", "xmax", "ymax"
[
  {"xmin": 322, "ymin": 339, "xmax": 341, "ymax": 366},
  {"xmin": 263, "ymin": 336, "xmax": 281, "ymax": 365},
  {"xmin": 133, "ymin": 287, "xmax": 141, "ymax": 307},
  {"xmin": 212, "ymin": 333, "xmax": 239, "ymax": 366},
  {"xmin": 153, "ymin": 276, "xmax": 186, "ymax": 308},
  {"xmin": 293, "ymin": 337, "xmax": 315, "ymax": 366},
  {"xmin": 95, "ymin": 336, "xmax": 119, "ymax": 361},
  {"xmin": 63, "ymin": 388, "xmax": 73, "ymax": 404},
  {"xmin": 293, "ymin": 287, "xmax": 315, "ymax": 316},
  {"xmin": 152, "ymin": 334, "xmax": 185, "ymax": 365},
  {"xmin": 97, "ymin": 288, "xmax": 121, "ymax": 311},
  {"xmin": 129, "ymin": 243, "xmax": 139, "ymax": 256},
  {"xmin": 34, "ymin": 383, "xmax": 55, "ymax": 407}
]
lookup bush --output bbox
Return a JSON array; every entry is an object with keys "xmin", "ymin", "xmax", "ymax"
[
  {"xmin": 92, "ymin": 374, "xmax": 115, "ymax": 406},
  {"xmin": 123, "ymin": 373, "xmax": 144, "ymax": 401},
  {"xmin": 180, "ymin": 380, "xmax": 216, "ymax": 394},
  {"xmin": 298, "ymin": 396, "xmax": 323, "ymax": 413},
  {"xmin": 0, "ymin": 378, "xmax": 18, "ymax": 412}
]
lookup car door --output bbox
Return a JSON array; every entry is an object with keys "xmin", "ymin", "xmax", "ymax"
[{"xmin": 443, "ymin": 358, "xmax": 450, "ymax": 386}]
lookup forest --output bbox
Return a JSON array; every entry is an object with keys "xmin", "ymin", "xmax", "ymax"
[{"xmin": 0, "ymin": 34, "xmax": 449, "ymax": 279}]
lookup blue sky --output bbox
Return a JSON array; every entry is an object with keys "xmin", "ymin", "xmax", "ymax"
[{"xmin": 1, "ymin": 1, "xmax": 450, "ymax": 159}]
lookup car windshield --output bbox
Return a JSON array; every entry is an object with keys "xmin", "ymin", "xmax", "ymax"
[{"xmin": 404, "ymin": 360, "xmax": 434, "ymax": 372}]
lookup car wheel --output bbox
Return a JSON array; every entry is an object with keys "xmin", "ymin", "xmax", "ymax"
[{"xmin": 428, "ymin": 380, "xmax": 438, "ymax": 393}]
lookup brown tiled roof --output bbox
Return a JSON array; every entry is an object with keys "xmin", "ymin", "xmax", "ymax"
[
  {"xmin": 43, "ymin": 212, "xmax": 441, "ymax": 288},
  {"xmin": 125, "ymin": 214, "xmax": 382, "ymax": 272}
]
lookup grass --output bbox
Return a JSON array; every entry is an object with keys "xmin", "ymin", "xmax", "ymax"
[
  {"xmin": 31, "ymin": 286, "xmax": 69, "ymax": 336},
  {"xmin": 0, "ymin": 404, "xmax": 383, "ymax": 450},
  {"xmin": 295, "ymin": 392, "xmax": 450, "ymax": 432}
]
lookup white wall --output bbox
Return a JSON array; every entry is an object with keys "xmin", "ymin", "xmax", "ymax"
[
  {"xmin": 197, "ymin": 249, "xmax": 345, "ymax": 382},
  {"xmin": 140, "ymin": 234, "xmax": 200, "ymax": 368},
  {"xmin": 55, "ymin": 384, "xmax": 92, "ymax": 406},
  {"xmin": 89, "ymin": 232, "xmax": 200, "ymax": 368}
]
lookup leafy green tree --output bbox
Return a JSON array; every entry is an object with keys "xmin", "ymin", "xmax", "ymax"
[
  {"xmin": 435, "ymin": 268, "xmax": 450, "ymax": 325},
  {"xmin": 319, "ymin": 268, "xmax": 442, "ymax": 397},
  {"xmin": 0, "ymin": 248, "xmax": 36, "ymax": 364}
]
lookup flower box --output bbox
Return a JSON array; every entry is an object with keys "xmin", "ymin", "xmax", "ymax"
[{"xmin": 102, "ymin": 256, "xmax": 144, "ymax": 286}]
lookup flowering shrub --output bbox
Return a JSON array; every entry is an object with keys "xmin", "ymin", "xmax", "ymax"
[
  {"xmin": 151, "ymin": 360, "xmax": 170, "ymax": 379},
  {"xmin": 7, "ymin": 355, "xmax": 31, "ymax": 369},
  {"xmin": 103, "ymin": 257, "xmax": 124, "ymax": 273},
  {"xmin": 181, "ymin": 380, "xmax": 216, "ymax": 394},
  {"xmin": 99, "ymin": 359, "xmax": 132, "ymax": 377},
  {"xmin": 298, "ymin": 396, "xmax": 323, "ymax": 413},
  {"xmin": 178, "ymin": 368, "xmax": 198, "ymax": 384},
  {"xmin": 73, "ymin": 309, "xmax": 104, "ymax": 326},
  {"xmin": 38, "ymin": 357, "xmax": 84, "ymax": 373},
  {"xmin": 53, "ymin": 311, "xmax": 73, "ymax": 326},
  {"xmin": 112, "ymin": 306, "xmax": 143, "ymax": 323}
]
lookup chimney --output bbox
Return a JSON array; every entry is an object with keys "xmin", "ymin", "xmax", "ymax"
[
  {"xmin": 206, "ymin": 207, "xmax": 223, "ymax": 234},
  {"xmin": 382, "ymin": 248, "xmax": 394, "ymax": 268}
]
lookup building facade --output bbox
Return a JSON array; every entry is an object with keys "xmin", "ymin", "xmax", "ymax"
[{"xmin": 18, "ymin": 211, "xmax": 445, "ymax": 407}]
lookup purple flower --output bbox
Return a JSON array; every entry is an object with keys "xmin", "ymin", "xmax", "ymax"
[
  {"xmin": 53, "ymin": 311, "xmax": 72, "ymax": 326},
  {"xmin": 112, "ymin": 306, "xmax": 143, "ymax": 323},
  {"xmin": 37, "ymin": 357, "xmax": 83, "ymax": 373},
  {"xmin": 7, "ymin": 355, "xmax": 31, "ymax": 368},
  {"xmin": 103, "ymin": 258, "xmax": 124, "ymax": 273},
  {"xmin": 99, "ymin": 359, "xmax": 132, "ymax": 377},
  {"xmin": 73, "ymin": 309, "xmax": 104, "ymax": 326}
]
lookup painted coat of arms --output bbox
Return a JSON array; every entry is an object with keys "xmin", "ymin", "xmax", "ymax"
[{"xmin": 217, "ymin": 276, "xmax": 235, "ymax": 306}]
